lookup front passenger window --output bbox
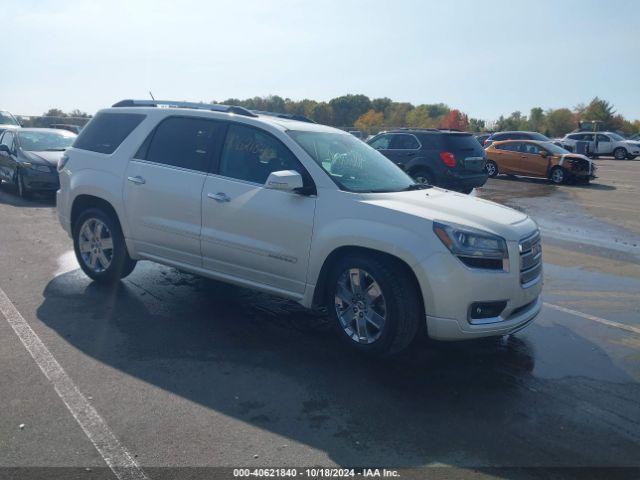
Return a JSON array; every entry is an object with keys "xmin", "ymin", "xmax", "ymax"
[{"xmin": 219, "ymin": 124, "xmax": 305, "ymax": 185}]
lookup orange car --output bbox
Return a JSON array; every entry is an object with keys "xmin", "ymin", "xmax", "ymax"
[{"xmin": 485, "ymin": 140, "xmax": 597, "ymax": 184}]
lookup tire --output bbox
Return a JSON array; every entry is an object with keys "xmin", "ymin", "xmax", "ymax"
[
  {"xmin": 326, "ymin": 253, "xmax": 422, "ymax": 356},
  {"xmin": 614, "ymin": 147, "xmax": 627, "ymax": 160},
  {"xmin": 485, "ymin": 160, "xmax": 498, "ymax": 178},
  {"xmin": 549, "ymin": 166, "xmax": 566, "ymax": 184},
  {"xmin": 411, "ymin": 168, "xmax": 434, "ymax": 186},
  {"xmin": 73, "ymin": 208, "xmax": 136, "ymax": 283}
]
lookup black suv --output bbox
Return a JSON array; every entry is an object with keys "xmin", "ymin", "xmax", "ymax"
[{"xmin": 367, "ymin": 129, "xmax": 488, "ymax": 193}]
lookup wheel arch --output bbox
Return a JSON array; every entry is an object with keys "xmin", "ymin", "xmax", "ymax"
[
  {"xmin": 70, "ymin": 195, "xmax": 122, "ymax": 236},
  {"xmin": 310, "ymin": 245, "xmax": 425, "ymax": 317}
]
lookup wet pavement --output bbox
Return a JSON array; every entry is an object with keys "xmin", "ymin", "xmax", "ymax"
[{"xmin": 0, "ymin": 159, "xmax": 639, "ymax": 478}]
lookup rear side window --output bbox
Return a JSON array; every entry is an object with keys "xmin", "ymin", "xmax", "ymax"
[
  {"xmin": 445, "ymin": 134, "xmax": 482, "ymax": 151},
  {"xmin": 368, "ymin": 134, "xmax": 391, "ymax": 150},
  {"xmin": 219, "ymin": 123, "xmax": 305, "ymax": 185},
  {"xmin": 73, "ymin": 113, "xmax": 145, "ymax": 154},
  {"xmin": 389, "ymin": 134, "xmax": 420, "ymax": 150},
  {"xmin": 496, "ymin": 142, "xmax": 520, "ymax": 152},
  {"xmin": 141, "ymin": 117, "xmax": 222, "ymax": 172},
  {"xmin": 417, "ymin": 133, "xmax": 443, "ymax": 149}
]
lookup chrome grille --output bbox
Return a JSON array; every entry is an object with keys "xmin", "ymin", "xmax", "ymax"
[{"xmin": 519, "ymin": 231, "xmax": 542, "ymax": 287}]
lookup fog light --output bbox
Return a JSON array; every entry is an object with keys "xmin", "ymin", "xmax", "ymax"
[{"xmin": 469, "ymin": 301, "xmax": 507, "ymax": 321}]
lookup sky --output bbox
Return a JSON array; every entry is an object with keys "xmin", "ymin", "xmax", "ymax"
[{"xmin": 2, "ymin": 0, "xmax": 639, "ymax": 121}]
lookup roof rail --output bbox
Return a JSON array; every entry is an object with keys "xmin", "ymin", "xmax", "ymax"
[
  {"xmin": 251, "ymin": 110, "xmax": 316, "ymax": 124},
  {"xmin": 111, "ymin": 99, "xmax": 257, "ymax": 117}
]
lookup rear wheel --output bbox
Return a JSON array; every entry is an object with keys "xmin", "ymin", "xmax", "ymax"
[
  {"xmin": 614, "ymin": 147, "xmax": 627, "ymax": 160},
  {"xmin": 326, "ymin": 254, "xmax": 422, "ymax": 356},
  {"xmin": 549, "ymin": 166, "xmax": 566, "ymax": 184},
  {"xmin": 412, "ymin": 168, "xmax": 434, "ymax": 186},
  {"xmin": 73, "ymin": 208, "xmax": 136, "ymax": 283},
  {"xmin": 485, "ymin": 160, "xmax": 498, "ymax": 178}
]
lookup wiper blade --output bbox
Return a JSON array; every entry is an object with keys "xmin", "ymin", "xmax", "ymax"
[
  {"xmin": 403, "ymin": 183, "xmax": 433, "ymax": 191},
  {"xmin": 45, "ymin": 148, "xmax": 67, "ymax": 151}
]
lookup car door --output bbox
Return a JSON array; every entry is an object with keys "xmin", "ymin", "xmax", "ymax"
[
  {"xmin": 386, "ymin": 133, "xmax": 421, "ymax": 169},
  {"xmin": 518, "ymin": 142, "xmax": 549, "ymax": 177},
  {"xmin": 201, "ymin": 122, "xmax": 316, "ymax": 296},
  {"xmin": 492, "ymin": 142, "xmax": 521, "ymax": 173},
  {"xmin": 0, "ymin": 130, "xmax": 16, "ymax": 183},
  {"xmin": 596, "ymin": 134, "xmax": 612, "ymax": 155},
  {"xmin": 123, "ymin": 116, "xmax": 224, "ymax": 267}
]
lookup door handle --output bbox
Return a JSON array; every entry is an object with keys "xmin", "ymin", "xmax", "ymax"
[
  {"xmin": 207, "ymin": 192, "xmax": 230, "ymax": 203},
  {"xmin": 127, "ymin": 175, "xmax": 146, "ymax": 185}
]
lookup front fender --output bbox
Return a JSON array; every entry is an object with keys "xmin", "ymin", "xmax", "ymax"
[{"xmin": 303, "ymin": 218, "xmax": 437, "ymax": 310}]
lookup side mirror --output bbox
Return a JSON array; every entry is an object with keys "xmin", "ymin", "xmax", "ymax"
[
  {"xmin": 265, "ymin": 170, "xmax": 304, "ymax": 192},
  {"xmin": 539, "ymin": 151, "xmax": 548, "ymax": 157},
  {"xmin": 0, "ymin": 144, "xmax": 11, "ymax": 154}
]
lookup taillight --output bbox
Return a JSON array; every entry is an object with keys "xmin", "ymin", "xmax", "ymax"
[
  {"xmin": 483, "ymin": 139, "xmax": 490, "ymax": 145},
  {"xmin": 439, "ymin": 151, "xmax": 456, "ymax": 167}
]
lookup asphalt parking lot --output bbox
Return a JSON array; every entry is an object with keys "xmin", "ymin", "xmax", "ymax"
[{"xmin": 1, "ymin": 159, "xmax": 639, "ymax": 479}]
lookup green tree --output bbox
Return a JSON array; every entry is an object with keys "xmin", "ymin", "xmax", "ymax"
[
  {"xmin": 354, "ymin": 109, "xmax": 385, "ymax": 134},
  {"xmin": 468, "ymin": 118, "xmax": 485, "ymax": 132},
  {"xmin": 582, "ymin": 97, "xmax": 616, "ymax": 129},
  {"xmin": 329, "ymin": 94, "xmax": 372, "ymax": 126},
  {"xmin": 371, "ymin": 97, "xmax": 392, "ymax": 113},
  {"xmin": 544, "ymin": 108, "xmax": 575, "ymax": 137},
  {"xmin": 383, "ymin": 102, "xmax": 414, "ymax": 127},
  {"xmin": 527, "ymin": 107, "xmax": 545, "ymax": 132},
  {"xmin": 308, "ymin": 102, "xmax": 333, "ymax": 125}
]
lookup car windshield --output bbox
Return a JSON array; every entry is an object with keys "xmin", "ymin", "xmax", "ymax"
[
  {"xmin": 0, "ymin": 111, "xmax": 19, "ymax": 126},
  {"xmin": 18, "ymin": 131, "xmax": 76, "ymax": 151},
  {"xmin": 287, "ymin": 130, "xmax": 416, "ymax": 193},
  {"xmin": 540, "ymin": 142, "xmax": 570, "ymax": 155},
  {"xmin": 608, "ymin": 132, "xmax": 625, "ymax": 141}
]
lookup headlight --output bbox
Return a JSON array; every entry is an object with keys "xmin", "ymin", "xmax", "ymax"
[{"xmin": 433, "ymin": 221, "xmax": 509, "ymax": 271}]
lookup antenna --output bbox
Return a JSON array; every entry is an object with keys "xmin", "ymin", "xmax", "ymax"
[{"xmin": 149, "ymin": 91, "xmax": 155, "ymax": 101}]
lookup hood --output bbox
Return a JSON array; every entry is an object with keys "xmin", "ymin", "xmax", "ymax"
[
  {"xmin": 23, "ymin": 150, "xmax": 65, "ymax": 167},
  {"xmin": 559, "ymin": 153, "xmax": 592, "ymax": 166},
  {"xmin": 362, "ymin": 188, "xmax": 536, "ymax": 241}
]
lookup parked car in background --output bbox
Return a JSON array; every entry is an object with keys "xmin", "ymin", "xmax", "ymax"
[
  {"xmin": 366, "ymin": 129, "xmax": 488, "ymax": 193},
  {"xmin": 56, "ymin": 99, "xmax": 542, "ymax": 357},
  {"xmin": 348, "ymin": 130, "xmax": 364, "ymax": 140},
  {"xmin": 0, "ymin": 128, "xmax": 76, "ymax": 197},
  {"xmin": 484, "ymin": 131, "xmax": 550, "ymax": 147},
  {"xmin": 558, "ymin": 131, "xmax": 640, "ymax": 160},
  {"xmin": 51, "ymin": 123, "xmax": 83, "ymax": 134},
  {"xmin": 485, "ymin": 140, "xmax": 596, "ymax": 184},
  {"xmin": 475, "ymin": 133, "xmax": 491, "ymax": 146},
  {"xmin": 0, "ymin": 110, "xmax": 21, "ymax": 134}
]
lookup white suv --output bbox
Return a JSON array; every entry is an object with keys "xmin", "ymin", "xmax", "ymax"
[
  {"xmin": 559, "ymin": 131, "xmax": 640, "ymax": 160},
  {"xmin": 57, "ymin": 100, "xmax": 542, "ymax": 356}
]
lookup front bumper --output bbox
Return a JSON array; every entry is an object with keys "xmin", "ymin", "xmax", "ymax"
[
  {"xmin": 22, "ymin": 168, "xmax": 60, "ymax": 191},
  {"xmin": 414, "ymin": 238, "xmax": 543, "ymax": 341},
  {"xmin": 426, "ymin": 297, "xmax": 541, "ymax": 340}
]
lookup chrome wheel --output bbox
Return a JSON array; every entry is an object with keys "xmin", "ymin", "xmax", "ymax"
[
  {"xmin": 486, "ymin": 161, "xmax": 497, "ymax": 177},
  {"xmin": 614, "ymin": 148, "xmax": 627, "ymax": 160},
  {"xmin": 551, "ymin": 168, "xmax": 564, "ymax": 184},
  {"xmin": 78, "ymin": 218, "xmax": 114, "ymax": 273},
  {"xmin": 414, "ymin": 175, "xmax": 431, "ymax": 185},
  {"xmin": 334, "ymin": 268, "xmax": 387, "ymax": 344}
]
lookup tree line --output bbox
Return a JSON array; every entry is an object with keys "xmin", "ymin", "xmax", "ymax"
[{"xmin": 21, "ymin": 96, "xmax": 640, "ymax": 138}]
